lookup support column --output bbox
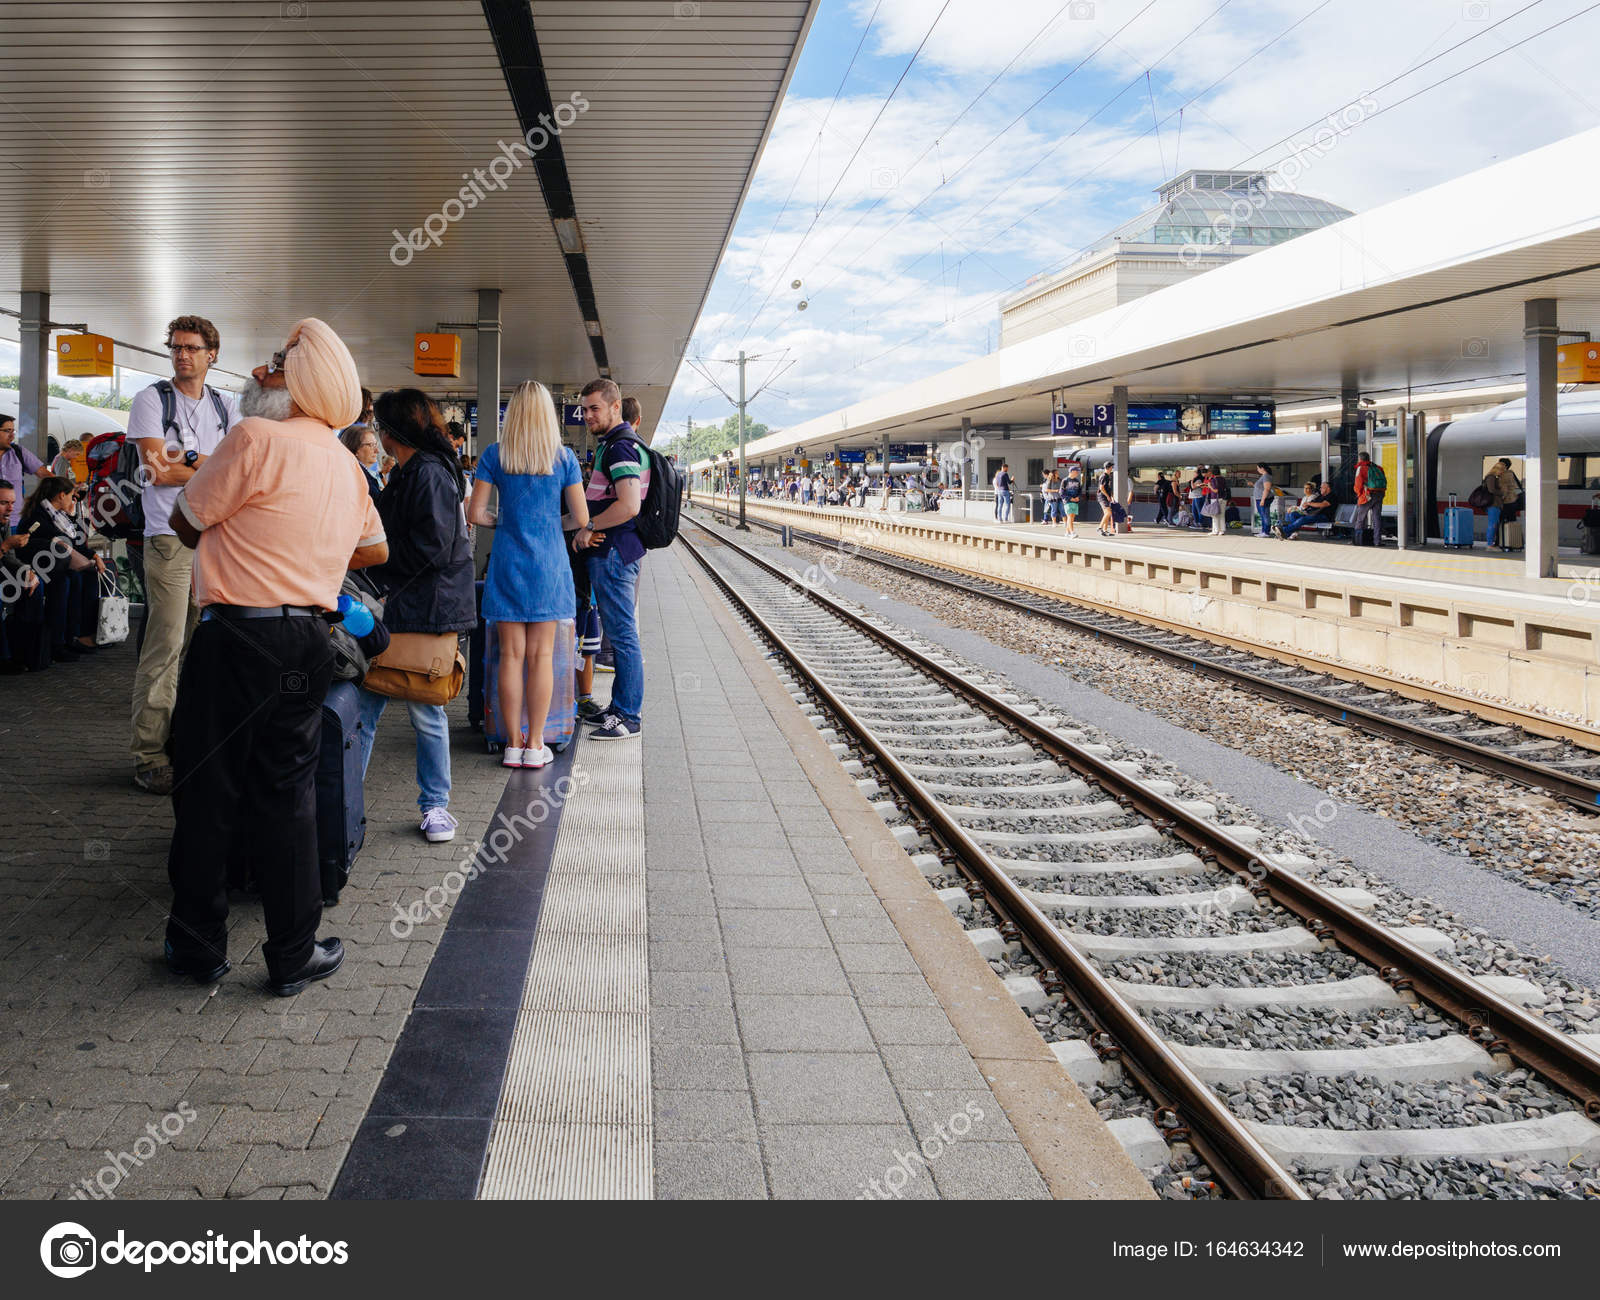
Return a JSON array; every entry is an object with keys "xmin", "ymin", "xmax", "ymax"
[
  {"xmin": 1112, "ymin": 385, "xmax": 1129, "ymax": 523},
  {"xmin": 19, "ymin": 290, "xmax": 49, "ymax": 460},
  {"xmin": 1317, "ymin": 420, "xmax": 1331, "ymax": 490},
  {"xmin": 473, "ymin": 288, "xmax": 501, "ymax": 575},
  {"xmin": 959, "ymin": 417, "xmax": 971, "ymax": 508},
  {"xmin": 1414, "ymin": 411, "xmax": 1430, "ymax": 542},
  {"xmin": 1395, "ymin": 406, "xmax": 1410, "ymax": 551},
  {"xmin": 1525, "ymin": 298, "xmax": 1559, "ymax": 580}
]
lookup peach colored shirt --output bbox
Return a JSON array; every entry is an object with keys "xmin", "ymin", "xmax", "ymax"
[{"xmin": 177, "ymin": 415, "xmax": 384, "ymax": 610}]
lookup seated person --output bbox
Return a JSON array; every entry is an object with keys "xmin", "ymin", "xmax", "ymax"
[{"xmin": 1275, "ymin": 480, "xmax": 1334, "ymax": 539}]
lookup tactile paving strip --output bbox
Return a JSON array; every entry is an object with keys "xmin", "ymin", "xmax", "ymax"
[{"xmin": 478, "ymin": 740, "xmax": 651, "ymax": 1199}]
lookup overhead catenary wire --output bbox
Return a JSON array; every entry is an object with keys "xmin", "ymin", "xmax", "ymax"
[
  {"xmin": 734, "ymin": 0, "xmax": 954, "ymax": 347},
  {"xmin": 709, "ymin": 0, "xmax": 1082, "ymax": 351},
  {"xmin": 843, "ymin": 0, "xmax": 1581, "ymax": 374},
  {"xmin": 721, "ymin": 0, "xmax": 886, "ymax": 323}
]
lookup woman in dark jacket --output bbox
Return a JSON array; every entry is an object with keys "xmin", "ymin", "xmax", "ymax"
[
  {"xmin": 16, "ymin": 475, "xmax": 105, "ymax": 667},
  {"xmin": 354, "ymin": 390, "xmax": 476, "ymax": 844}
]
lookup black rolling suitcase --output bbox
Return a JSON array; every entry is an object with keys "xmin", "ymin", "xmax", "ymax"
[{"xmin": 316, "ymin": 680, "xmax": 366, "ymax": 905}]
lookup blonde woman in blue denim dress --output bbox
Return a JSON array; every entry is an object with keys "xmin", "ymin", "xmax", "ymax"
[{"xmin": 466, "ymin": 381, "xmax": 588, "ymax": 770}]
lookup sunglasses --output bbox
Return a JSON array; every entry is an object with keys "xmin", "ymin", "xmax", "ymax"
[{"xmin": 267, "ymin": 344, "xmax": 297, "ymax": 375}]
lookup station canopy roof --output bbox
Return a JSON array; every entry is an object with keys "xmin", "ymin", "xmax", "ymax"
[
  {"xmin": 0, "ymin": 0, "xmax": 817, "ymax": 440},
  {"xmin": 713, "ymin": 126, "xmax": 1600, "ymax": 467}
]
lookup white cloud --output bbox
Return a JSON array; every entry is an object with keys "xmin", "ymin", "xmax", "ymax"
[{"xmin": 666, "ymin": 0, "xmax": 1600, "ymax": 439}]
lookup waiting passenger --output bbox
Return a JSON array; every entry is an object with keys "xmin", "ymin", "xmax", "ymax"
[
  {"xmin": 340, "ymin": 424, "xmax": 384, "ymax": 504},
  {"xmin": 1481, "ymin": 457, "xmax": 1519, "ymax": 552},
  {"xmin": 1206, "ymin": 467, "xmax": 1228, "ymax": 537},
  {"xmin": 14, "ymin": 475, "xmax": 106, "ymax": 666},
  {"xmin": 1095, "ymin": 467, "xmax": 1116, "ymax": 536},
  {"xmin": 0, "ymin": 413, "xmax": 46, "ymax": 530},
  {"xmin": 1274, "ymin": 480, "xmax": 1334, "ymax": 539},
  {"xmin": 354, "ymin": 389, "xmax": 476, "ymax": 839},
  {"xmin": 577, "ymin": 377, "xmax": 647, "ymax": 742},
  {"xmin": 1351, "ymin": 450, "xmax": 1386, "ymax": 548},
  {"xmin": 1252, "ymin": 463, "xmax": 1274, "ymax": 536},
  {"xmin": 164, "ymin": 317, "xmax": 385, "ymax": 994},
  {"xmin": 468, "ymin": 380, "xmax": 588, "ymax": 768},
  {"xmin": 994, "ymin": 463, "xmax": 1013, "ymax": 522}
]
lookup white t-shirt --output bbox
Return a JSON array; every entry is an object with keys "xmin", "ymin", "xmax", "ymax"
[{"xmin": 128, "ymin": 382, "xmax": 241, "ymax": 539}]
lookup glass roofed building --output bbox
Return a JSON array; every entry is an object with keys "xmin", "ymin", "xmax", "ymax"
[{"xmin": 998, "ymin": 169, "xmax": 1354, "ymax": 347}]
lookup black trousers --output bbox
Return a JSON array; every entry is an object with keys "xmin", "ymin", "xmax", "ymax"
[{"xmin": 165, "ymin": 615, "xmax": 335, "ymax": 980}]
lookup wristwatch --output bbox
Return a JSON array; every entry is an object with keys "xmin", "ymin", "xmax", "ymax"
[{"xmin": 183, "ymin": 450, "xmax": 198, "ymax": 467}]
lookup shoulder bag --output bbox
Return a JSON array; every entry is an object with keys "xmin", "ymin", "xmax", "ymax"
[{"xmin": 362, "ymin": 631, "xmax": 465, "ymax": 706}]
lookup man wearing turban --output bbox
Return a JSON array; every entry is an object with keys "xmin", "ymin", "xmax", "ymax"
[{"xmin": 163, "ymin": 319, "xmax": 389, "ymax": 996}]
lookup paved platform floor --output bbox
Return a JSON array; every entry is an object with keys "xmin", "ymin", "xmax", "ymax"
[
  {"xmin": 0, "ymin": 544, "xmax": 1152, "ymax": 1200},
  {"xmin": 0, "ymin": 636, "xmax": 508, "ymax": 1200}
]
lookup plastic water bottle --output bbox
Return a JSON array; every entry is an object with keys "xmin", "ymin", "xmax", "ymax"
[{"xmin": 336, "ymin": 593, "xmax": 375, "ymax": 637}]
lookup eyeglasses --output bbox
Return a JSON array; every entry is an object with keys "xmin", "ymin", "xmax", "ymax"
[
  {"xmin": 170, "ymin": 343, "xmax": 209, "ymax": 356},
  {"xmin": 267, "ymin": 349, "xmax": 290, "ymax": 374}
]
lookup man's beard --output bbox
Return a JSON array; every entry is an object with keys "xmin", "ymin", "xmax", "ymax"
[{"xmin": 239, "ymin": 377, "xmax": 294, "ymax": 421}]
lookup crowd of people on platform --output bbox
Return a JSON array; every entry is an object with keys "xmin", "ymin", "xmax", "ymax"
[{"xmin": 0, "ymin": 312, "xmax": 653, "ymax": 996}]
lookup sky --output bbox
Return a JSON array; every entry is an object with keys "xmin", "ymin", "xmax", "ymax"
[{"xmin": 656, "ymin": 0, "xmax": 1600, "ymax": 441}]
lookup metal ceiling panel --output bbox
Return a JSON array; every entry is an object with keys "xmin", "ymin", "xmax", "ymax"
[{"xmin": 0, "ymin": 0, "xmax": 817, "ymax": 439}]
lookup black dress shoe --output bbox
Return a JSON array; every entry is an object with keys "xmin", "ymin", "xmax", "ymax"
[
  {"xmin": 268, "ymin": 938, "xmax": 344, "ymax": 997},
  {"xmin": 165, "ymin": 948, "xmax": 231, "ymax": 984}
]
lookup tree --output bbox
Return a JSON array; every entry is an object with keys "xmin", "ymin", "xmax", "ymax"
[
  {"xmin": 0, "ymin": 374, "xmax": 133, "ymax": 411},
  {"xmin": 656, "ymin": 413, "xmax": 772, "ymax": 466}
]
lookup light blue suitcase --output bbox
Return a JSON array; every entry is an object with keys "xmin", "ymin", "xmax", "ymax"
[{"xmin": 1443, "ymin": 493, "xmax": 1475, "ymax": 548}]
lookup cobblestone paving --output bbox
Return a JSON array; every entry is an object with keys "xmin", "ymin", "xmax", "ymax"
[{"xmin": 0, "ymin": 637, "xmax": 509, "ymax": 1199}]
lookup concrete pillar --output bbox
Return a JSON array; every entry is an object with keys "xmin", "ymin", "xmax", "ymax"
[
  {"xmin": 959, "ymin": 417, "xmax": 971, "ymax": 507},
  {"xmin": 1524, "ymin": 298, "xmax": 1559, "ymax": 579},
  {"xmin": 1395, "ymin": 406, "xmax": 1409, "ymax": 551},
  {"xmin": 1111, "ymin": 385, "xmax": 1129, "ymax": 515},
  {"xmin": 473, "ymin": 288, "xmax": 501, "ymax": 574},
  {"xmin": 1414, "ymin": 410, "xmax": 1430, "ymax": 542},
  {"xmin": 19, "ymin": 290, "xmax": 49, "ymax": 459},
  {"xmin": 1317, "ymin": 420, "xmax": 1331, "ymax": 490}
]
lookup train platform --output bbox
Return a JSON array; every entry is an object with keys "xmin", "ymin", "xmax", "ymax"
[
  {"xmin": 0, "ymin": 545, "xmax": 1152, "ymax": 1201},
  {"xmin": 707, "ymin": 496, "xmax": 1600, "ymax": 726}
]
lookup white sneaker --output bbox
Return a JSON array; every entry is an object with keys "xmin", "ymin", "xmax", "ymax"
[
  {"xmin": 525, "ymin": 745, "xmax": 554, "ymax": 770},
  {"xmin": 501, "ymin": 746, "xmax": 525, "ymax": 768}
]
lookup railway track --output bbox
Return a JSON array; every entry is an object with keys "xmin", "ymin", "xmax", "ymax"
[
  {"xmin": 693, "ymin": 500, "xmax": 1600, "ymax": 814},
  {"xmin": 680, "ymin": 516, "xmax": 1600, "ymax": 1201}
]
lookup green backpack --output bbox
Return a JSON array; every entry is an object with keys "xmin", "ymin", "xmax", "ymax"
[{"xmin": 1365, "ymin": 463, "xmax": 1387, "ymax": 496}]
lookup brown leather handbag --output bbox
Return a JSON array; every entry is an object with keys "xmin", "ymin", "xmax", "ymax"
[{"xmin": 362, "ymin": 631, "xmax": 466, "ymax": 706}]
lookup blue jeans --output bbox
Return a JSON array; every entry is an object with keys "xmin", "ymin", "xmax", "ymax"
[
  {"xmin": 1256, "ymin": 504, "xmax": 1272, "ymax": 535},
  {"xmin": 996, "ymin": 491, "xmax": 1012, "ymax": 521},
  {"xmin": 1485, "ymin": 504, "xmax": 1503, "ymax": 548},
  {"xmin": 588, "ymin": 547, "xmax": 643, "ymax": 725},
  {"xmin": 355, "ymin": 686, "xmax": 451, "ymax": 813}
]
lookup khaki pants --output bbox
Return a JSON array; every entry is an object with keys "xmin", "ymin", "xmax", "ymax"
[{"xmin": 129, "ymin": 534, "xmax": 199, "ymax": 770}]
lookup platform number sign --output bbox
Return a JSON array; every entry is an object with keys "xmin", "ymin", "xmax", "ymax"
[
  {"xmin": 1093, "ymin": 404, "xmax": 1113, "ymax": 429},
  {"xmin": 563, "ymin": 404, "xmax": 585, "ymax": 426},
  {"xmin": 1051, "ymin": 411, "xmax": 1069, "ymax": 434}
]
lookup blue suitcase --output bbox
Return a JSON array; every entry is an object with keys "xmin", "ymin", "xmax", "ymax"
[
  {"xmin": 316, "ymin": 680, "xmax": 366, "ymax": 904},
  {"xmin": 1443, "ymin": 494, "xmax": 1475, "ymax": 548},
  {"xmin": 482, "ymin": 617, "xmax": 577, "ymax": 754}
]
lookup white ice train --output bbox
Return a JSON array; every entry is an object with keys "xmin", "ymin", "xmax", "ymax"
[{"xmin": 1064, "ymin": 393, "xmax": 1600, "ymax": 545}]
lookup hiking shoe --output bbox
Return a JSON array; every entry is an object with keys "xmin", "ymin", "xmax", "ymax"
[
  {"xmin": 420, "ymin": 808, "xmax": 458, "ymax": 843},
  {"xmin": 588, "ymin": 714, "xmax": 640, "ymax": 741},
  {"xmin": 575, "ymin": 695, "xmax": 605, "ymax": 721},
  {"xmin": 134, "ymin": 765, "xmax": 174, "ymax": 796}
]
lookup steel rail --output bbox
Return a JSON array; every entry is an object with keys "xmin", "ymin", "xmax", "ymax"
[
  {"xmin": 680, "ymin": 522, "xmax": 1309, "ymax": 1200},
  {"xmin": 684, "ymin": 517, "xmax": 1600, "ymax": 1123},
  {"xmin": 697, "ymin": 500, "xmax": 1600, "ymax": 813}
]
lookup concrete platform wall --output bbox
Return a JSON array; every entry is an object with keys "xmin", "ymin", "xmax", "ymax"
[{"xmin": 717, "ymin": 499, "xmax": 1600, "ymax": 726}]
